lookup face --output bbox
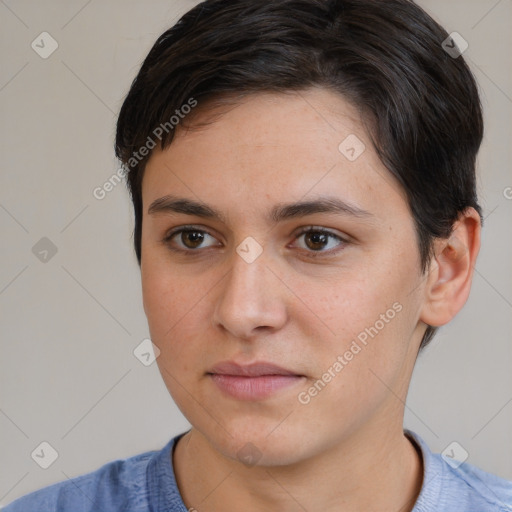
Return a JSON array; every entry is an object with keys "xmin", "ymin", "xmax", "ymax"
[{"xmin": 140, "ymin": 88, "xmax": 428, "ymax": 466}]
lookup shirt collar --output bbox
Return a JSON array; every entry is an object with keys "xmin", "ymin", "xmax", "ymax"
[
  {"xmin": 404, "ymin": 428, "xmax": 444, "ymax": 511},
  {"xmin": 146, "ymin": 430, "xmax": 190, "ymax": 512}
]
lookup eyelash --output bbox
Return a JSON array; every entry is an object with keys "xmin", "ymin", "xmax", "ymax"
[{"xmin": 162, "ymin": 225, "xmax": 348, "ymax": 259}]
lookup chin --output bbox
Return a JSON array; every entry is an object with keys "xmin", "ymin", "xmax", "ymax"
[{"xmin": 197, "ymin": 416, "xmax": 315, "ymax": 468}]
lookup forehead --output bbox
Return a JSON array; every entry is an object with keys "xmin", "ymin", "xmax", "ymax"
[{"xmin": 142, "ymin": 88, "xmax": 408, "ymax": 221}]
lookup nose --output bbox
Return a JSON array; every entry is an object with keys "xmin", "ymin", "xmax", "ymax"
[{"xmin": 212, "ymin": 248, "xmax": 288, "ymax": 340}]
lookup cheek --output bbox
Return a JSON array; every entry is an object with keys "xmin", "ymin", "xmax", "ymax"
[
  {"xmin": 293, "ymin": 282, "xmax": 416, "ymax": 439},
  {"xmin": 140, "ymin": 251, "xmax": 223, "ymax": 378},
  {"xmin": 142, "ymin": 267, "xmax": 209, "ymax": 417},
  {"xmin": 296, "ymin": 263, "xmax": 404, "ymax": 342},
  {"xmin": 141, "ymin": 256, "xmax": 225, "ymax": 428},
  {"xmin": 299, "ymin": 249, "xmax": 420, "ymax": 384}
]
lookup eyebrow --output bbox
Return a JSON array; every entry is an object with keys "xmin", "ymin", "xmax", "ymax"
[{"xmin": 147, "ymin": 194, "xmax": 374, "ymax": 224}]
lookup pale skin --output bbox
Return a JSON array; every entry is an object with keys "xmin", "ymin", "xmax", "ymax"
[{"xmin": 140, "ymin": 88, "xmax": 481, "ymax": 512}]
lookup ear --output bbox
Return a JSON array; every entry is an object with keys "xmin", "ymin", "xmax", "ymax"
[{"xmin": 419, "ymin": 207, "xmax": 481, "ymax": 327}]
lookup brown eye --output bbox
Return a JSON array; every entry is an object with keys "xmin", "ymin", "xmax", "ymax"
[
  {"xmin": 180, "ymin": 230, "xmax": 205, "ymax": 249},
  {"xmin": 164, "ymin": 227, "xmax": 219, "ymax": 252},
  {"xmin": 297, "ymin": 227, "xmax": 348, "ymax": 257},
  {"xmin": 304, "ymin": 231, "xmax": 330, "ymax": 251}
]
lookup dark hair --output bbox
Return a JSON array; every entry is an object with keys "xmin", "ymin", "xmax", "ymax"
[{"xmin": 115, "ymin": 0, "xmax": 483, "ymax": 351}]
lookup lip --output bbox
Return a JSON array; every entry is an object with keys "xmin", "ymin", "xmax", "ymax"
[
  {"xmin": 209, "ymin": 361, "xmax": 300, "ymax": 377},
  {"xmin": 207, "ymin": 361, "xmax": 305, "ymax": 400}
]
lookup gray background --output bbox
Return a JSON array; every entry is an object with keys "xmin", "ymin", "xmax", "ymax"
[{"xmin": 1, "ymin": 0, "xmax": 511, "ymax": 506}]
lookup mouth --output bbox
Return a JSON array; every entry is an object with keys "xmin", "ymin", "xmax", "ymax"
[{"xmin": 207, "ymin": 361, "xmax": 306, "ymax": 400}]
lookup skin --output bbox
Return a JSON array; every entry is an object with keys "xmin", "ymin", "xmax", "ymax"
[{"xmin": 140, "ymin": 87, "xmax": 481, "ymax": 512}]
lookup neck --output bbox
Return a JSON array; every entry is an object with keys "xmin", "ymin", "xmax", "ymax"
[{"xmin": 173, "ymin": 421, "xmax": 424, "ymax": 512}]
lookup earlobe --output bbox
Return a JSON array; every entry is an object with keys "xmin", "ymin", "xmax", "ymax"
[{"xmin": 419, "ymin": 208, "xmax": 481, "ymax": 327}]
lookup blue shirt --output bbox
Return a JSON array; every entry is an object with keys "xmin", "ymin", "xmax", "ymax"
[{"xmin": 3, "ymin": 429, "xmax": 511, "ymax": 511}]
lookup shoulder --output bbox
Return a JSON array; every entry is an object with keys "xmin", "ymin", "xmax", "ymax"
[
  {"xmin": 406, "ymin": 430, "xmax": 512, "ymax": 512},
  {"xmin": 438, "ymin": 456, "xmax": 512, "ymax": 511},
  {"xmin": 1, "ymin": 448, "xmax": 159, "ymax": 512}
]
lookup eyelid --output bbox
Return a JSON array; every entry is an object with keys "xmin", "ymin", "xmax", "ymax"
[
  {"xmin": 289, "ymin": 226, "xmax": 348, "ymax": 257},
  {"xmin": 162, "ymin": 224, "xmax": 222, "ymax": 250},
  {"xmin": 162, "ymin": 224, "xmax": 349, "ymax": 256},
  {"xmin": 292, "ymin": 225, "xmax": 347, "ymax": 241}
]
